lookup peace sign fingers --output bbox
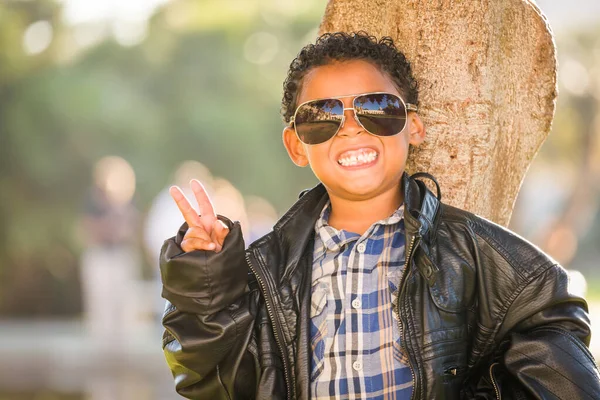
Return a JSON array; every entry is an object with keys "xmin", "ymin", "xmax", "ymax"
[
  {"xmin": 169, "ymin": 185, "xmax": 203, "ymax": 228},
  {"xmin": 169, "ymin": 180, "xmax": 230, "ymax": 253}
]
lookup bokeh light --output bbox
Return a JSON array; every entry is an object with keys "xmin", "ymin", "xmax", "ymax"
[
  {"xmin": 93, "ymin": 156, "xmax": 136, "ymax": 207},
  {"xmin": 23, "ymin": 20, "xmax": 53, "ymax": 55}
]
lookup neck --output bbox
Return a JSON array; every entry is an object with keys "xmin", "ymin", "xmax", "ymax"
[{"xmin": 327, "ymin": 186, "xmax": 403, "ymax": 235}]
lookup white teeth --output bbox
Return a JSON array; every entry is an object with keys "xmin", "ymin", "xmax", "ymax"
[{"xmin": 337, "ymin": 150, "xmax": 378, "ymax": 167}]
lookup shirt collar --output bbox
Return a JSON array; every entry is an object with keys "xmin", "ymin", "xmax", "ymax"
[{"xmin": 315, "ymin": 201, "xmax": 404, "ymax": 252}]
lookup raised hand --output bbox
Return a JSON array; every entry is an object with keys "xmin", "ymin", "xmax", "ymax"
[{"xmin": 169, "ymin": 179, "xmax": 229, "ymax": 253}]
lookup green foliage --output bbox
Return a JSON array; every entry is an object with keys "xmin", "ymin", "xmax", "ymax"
[{"xmin": 0, "ymin": 0, "xmax": 321, "ymax": 316}]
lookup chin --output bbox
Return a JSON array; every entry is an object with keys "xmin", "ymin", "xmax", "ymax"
[
  {"xmin": 339, "ymin": 185, "xmax": 382, "ymax": 200},
  {"xmin": 343, "ymin": 177, "xmax": 403, "ymax": 199}
]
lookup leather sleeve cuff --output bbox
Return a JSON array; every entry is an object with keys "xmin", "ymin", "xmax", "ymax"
[{"xmin": 160, "ymin": 216, "xmax": 249, "ymax": 315}]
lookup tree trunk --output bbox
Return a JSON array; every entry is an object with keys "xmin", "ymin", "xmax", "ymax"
[{"xmin": 319, "ymin": 0, "xmax": 556, "ymax": 227}]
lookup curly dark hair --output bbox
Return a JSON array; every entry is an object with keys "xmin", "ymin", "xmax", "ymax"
[{"xmin": 281, "ymin": 31, "xmax": 419, "ymax": 124}]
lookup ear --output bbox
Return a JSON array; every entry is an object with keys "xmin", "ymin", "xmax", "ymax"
[
  {"xmin": 282, "ymin": 126, "xmax": 309, "ymax": 167},
  {"xmin": 407, "ymin": 112, "xmax": 426, "ymax": 146}
]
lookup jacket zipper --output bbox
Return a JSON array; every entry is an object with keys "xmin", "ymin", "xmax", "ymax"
[
  {"xmin": 396, "ymin": 233, "xmax": 420, "ymax": 399},
  {"xmin": 489, "ymin": 362, "xmax": 500, "ymax": 399},
  {"xmin": 245, "ymin": 251, "xmax": 292, "ymax": 400}
]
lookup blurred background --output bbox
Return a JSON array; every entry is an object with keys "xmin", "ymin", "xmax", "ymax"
[{"xmin": 0, "ymin": 0, "xmax": 598, "ymax": 399}]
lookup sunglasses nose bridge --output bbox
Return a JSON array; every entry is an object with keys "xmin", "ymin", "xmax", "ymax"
[{"xmin": 339, "ymin": 106, "xmax": 364, "ymax": 134}]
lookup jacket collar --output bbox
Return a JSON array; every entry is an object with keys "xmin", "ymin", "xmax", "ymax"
[
  {"xmin": 265, "ymin": 172, "xmax": 441, "ymax": 266},
  {"xmin": 403, "ymin": 172, "xmax": 441, "ymax": 245}
]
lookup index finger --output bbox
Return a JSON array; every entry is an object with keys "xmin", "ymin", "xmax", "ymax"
[
  {"xmin": 169, "ymin": 186, "xmax": 202, "ymax": 228},
  {"xmin": 190, "ymin": 179, "xmax": 217, "ymax": 232}
]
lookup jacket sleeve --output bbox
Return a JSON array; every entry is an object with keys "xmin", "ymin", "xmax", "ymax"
[
  {"xmin": 160, "ymin": 216, "xmax": 258, "ymax": 400},
  {"xmin": 485, "ymin": 263, "xmax": 600, "ymax": 399}
]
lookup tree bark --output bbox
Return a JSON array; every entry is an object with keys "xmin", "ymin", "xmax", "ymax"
[{"xmin": 319, "ymin": 0, "xmax": 556, "ymax": 227}]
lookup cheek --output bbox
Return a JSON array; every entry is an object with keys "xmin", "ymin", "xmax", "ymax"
[
  {"xmin": 383, "ymin": 135, "xmax": 409, "ymax": 153},
  {"xmin": 305, "ymin": 143, "xmax": 329, "ymax": 162},
  {"xmin": 399, "ymin": 131, "xmax": 413, "ymax": 147}
]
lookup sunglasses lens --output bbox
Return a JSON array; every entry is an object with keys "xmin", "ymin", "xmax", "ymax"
[
  {"xmin": 294, "ymin": 99, "xmax": 344, "ymax": 145},
  {"xmin": 355, "ymin": 93, "xmax": 407, "ymax": 136}
]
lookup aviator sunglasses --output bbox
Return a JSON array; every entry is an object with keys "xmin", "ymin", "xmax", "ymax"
[{"xmin": 290, "ymin": 92, "xmax": 418, "ymax": 145}]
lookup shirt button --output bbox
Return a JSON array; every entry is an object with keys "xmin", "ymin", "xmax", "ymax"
[
  {"xmin": 356, "ymin": 243, "xmax": 366, "ymax": 253},
  {"xmin": 352, "ymin": 360, "xmax": 363, "ymax": 371},
  {"xmin": 351, "ymin": 298, "xmax": 362, "ymax": 309}
]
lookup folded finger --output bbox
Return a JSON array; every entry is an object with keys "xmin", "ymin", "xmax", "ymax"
[
  {"xmin": 211, "ymin": 220, "xmax": 230, "ymax": 252},
  {"xmin": 213, "ymin": 220, "xmax": 229, "ymax": 244},
  {"xmin": 185, "ymin": 226, "xmax": 212, "ymax": 242},
  {"xmin": 180, "ymin": 238, "xmax": 216, "ymax": 253}
]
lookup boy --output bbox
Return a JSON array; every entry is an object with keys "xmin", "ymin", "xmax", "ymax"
[{"xmin": 160, "ymin": 32, "xmax": 600, "ymax": 399}]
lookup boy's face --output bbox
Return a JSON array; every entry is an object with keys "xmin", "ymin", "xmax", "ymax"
[{"xmin": 283, "ymin": 59, "xmax": 425, "ymax": 203}]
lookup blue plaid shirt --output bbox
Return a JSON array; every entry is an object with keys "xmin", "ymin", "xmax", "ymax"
[{"xmin": 310, "ymin": 202, "xmax": 413, "ymax": 399}]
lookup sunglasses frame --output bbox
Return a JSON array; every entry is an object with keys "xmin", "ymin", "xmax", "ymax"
[{"xmin": 289, "ymin": 91, "xmax": 418, "ymax": 145}]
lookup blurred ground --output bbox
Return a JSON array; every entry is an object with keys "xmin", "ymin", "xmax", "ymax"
[
  {"xmin": 0, "ymin": 319, "xmax": 178, "ymax": 400},
  {"xmin": 1, "ymin": 303, "xmax": 599, "ymax": 399}
]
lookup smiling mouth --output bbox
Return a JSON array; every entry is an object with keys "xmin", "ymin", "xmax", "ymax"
[{"xmin": 337, "ymin": 148, "xmax": 379, "ymax": 167}]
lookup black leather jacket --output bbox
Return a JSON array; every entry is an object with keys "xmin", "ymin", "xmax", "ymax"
[{"xmin": 161, "ymin": 173, "xmax": 600, "ymax": 399}]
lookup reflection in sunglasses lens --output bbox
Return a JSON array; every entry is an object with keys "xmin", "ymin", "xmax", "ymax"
[
  {"xmin": 295, "ymin": 99, "xmax": 344, "ymax": 145},
  {"xmin": 356, "ymin": 93, "xmax": 406, "ymax": 136}
]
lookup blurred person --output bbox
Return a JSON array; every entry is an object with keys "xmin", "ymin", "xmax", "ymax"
[
  {"xmin": 160, "ymin": 32, "xmax": 600, "ymax": 399},
  {"xmin": 80, "ymin": 156, "xmax": 140, "ymax": 347}
]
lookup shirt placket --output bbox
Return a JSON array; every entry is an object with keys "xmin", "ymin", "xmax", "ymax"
[
  {"xmin": 345, "ymin": 231, "xmax": 372, "ymax": 397},
  {"xmin": 327, "ymin": 231, "xmax": 356, "ymax": 398}
]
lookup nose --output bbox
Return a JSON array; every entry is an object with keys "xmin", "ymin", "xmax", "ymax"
[{"xmin": 338, "ymin": 106, "xmax": 363, "ymax": 138}]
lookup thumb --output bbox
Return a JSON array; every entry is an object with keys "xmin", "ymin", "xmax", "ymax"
[{"xmin": 211, "ymin": 219, "xmax": 230, "ymax": 252}]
